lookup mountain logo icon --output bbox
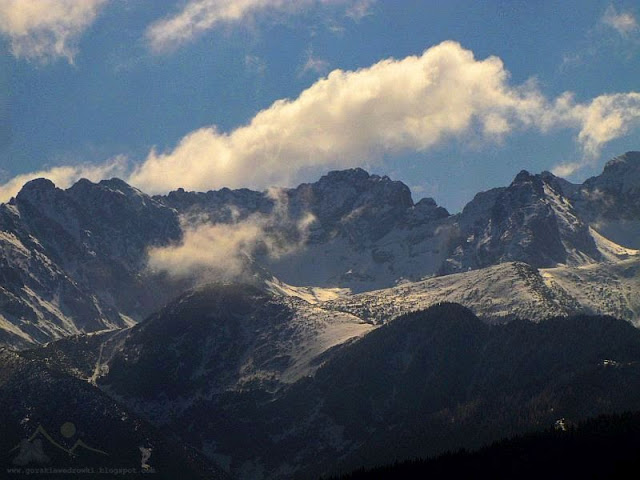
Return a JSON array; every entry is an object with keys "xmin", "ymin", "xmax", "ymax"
[{"xmin": 10, "ymin": 422, "xmax": 108, "ymax": 466}]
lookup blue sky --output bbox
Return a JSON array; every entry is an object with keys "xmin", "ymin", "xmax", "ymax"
[{"xmin": 1, "ymin": 0, "xmax": 639, "ymax": 212}]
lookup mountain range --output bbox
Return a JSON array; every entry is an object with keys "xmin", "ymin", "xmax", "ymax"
[
  {"xmin": 1, "ymin": 151, "xmax": 640, "ymax": 348},
  {"xmin": 1, "ymin": 151, "xmax": 640, "ymax": 478}
]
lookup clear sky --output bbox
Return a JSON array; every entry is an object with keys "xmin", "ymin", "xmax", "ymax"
[{"xmin": 1, "ymin": 0, "xmax": 639, "ymax": 212}]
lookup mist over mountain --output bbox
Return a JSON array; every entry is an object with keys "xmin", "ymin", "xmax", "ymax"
[
  {"xmin": 1, "ymin": 152, "xmax": 639, "ymax": 348},
  {"xmin": 1, "ymin": 152, "xmax": 640, "ymax": 478},
  {"xmin": 5, "ymin": 1, "xmax": 640, "ymax": 476},
  {"xmin": 0, "ymin": 177, "xmax": 184, "ymax": 348}
]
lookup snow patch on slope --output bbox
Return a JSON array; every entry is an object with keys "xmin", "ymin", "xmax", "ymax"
[
  {"xmin": 264, "ymin": 276, "xmax": 350, "ymax": 304},
  {"xmin": 0, "ymin": 313, "xmax": 35, "ymax": 344},
  {"xmin": 278, "ymin": 302, "xmax": 374, "ymax": 384},
  {"xmin": 541, "ymin": 258, "xmax": 640, "ymax": 326},
  {"xmin": 324, "ymin": 262, "xmax": 576, "ymax": 324},
  {"xmin": 590, "ymin": 227, "xmax": 640, "ymax": 262}
]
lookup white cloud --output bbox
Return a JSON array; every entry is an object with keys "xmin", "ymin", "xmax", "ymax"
[
  {"xmin": 147, "ymin": 189, "xmax": 315, "ymax": 281},
  {"xmin": 577, "ymin": 92, "xmax": 640, "ymax": 156},
  {"xmin": 145, "ymin": 0, "xmax": 362, "ymax": 53},
  {"xmin": 551, "ymin": 161, "xmax": 584, "ymax": 178},
  {"xmin": 299, "ymin": 48, "xmax": 330, "ymax": 77},
  {"xmin": 127, "ymin": 41, "xmax": 640, "ymax": 192},
  {"xmin": 146, "ymin": 0, "xmax": 292, "ymax": 53},
  {"xmin": 147, "ymin": 218, "xmax": 262, "ymax": 280},
  {"xmin": 0, "ymin": 0, "xmax": 108, "ymax": 62},
  {"xmin": 0, "ymin": 156, "xmax": 128, "ymax": 203},
  {"xmin": 129, "ymin": 41, "xmax": 529, "ymax": 192},
  {"xmin": 552, "ymin": 92, "xmax": 640, "ymax": 176},
  {"xmin": 602, "ymin": 5, "xmax": 638, "ymax": 36},
  {"xmin": 3, "ymin": 42, "xmax": 640, "ymax": 199},
  {"xmin": 345, "ymin": 0, "xmax": 374, "ymax": 21}
]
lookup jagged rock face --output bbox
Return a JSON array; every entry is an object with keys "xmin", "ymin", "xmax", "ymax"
[
  {"xmin": 16, "ymin": 177, "xmax": 181, "ymax": 269},
  {"xmin": 0, "ymin": 169, "xmax": 449, "ymax": 346},
  {"xmin": 404, "ymin": 196, "xmax": 450, "ymax": 226},
  {"xmin": 159, "ymin": 186, "xmax": 273, "ymax": 224},
  {"xmin": 156, "ymin": 168, "xmax": 452, "ymax": 292},
  {"xmin": 1, "ymin": 153, "xmax": 640, "ymax": 347},
  {"xmin": 444, "ymin": 170, "xmax": 601, "ymax": 273},
  {"xmin": 157, "ymin": 163, "xmax": 624, "ymax": 289},
  {"xmin": 583, "ymin": 151, "xmax": 640, "ymax": 201},
  {"xmin": 268, "ymin": 173, "xmax": 449, "ymax": 290},
  {"xmin": 162, "ymin": 168, "xmax": 433, "ymax": 244},
  {"xmin": 286, "ymin": 168, "xmax": 415, "ymax": 243},
  {"xmin": 0, "ymin": 201, "xmax": 125, "ymax": 347},
  {"xmin": 573, "ymin": 152, "xmax": 640, "ymax": 248},
  {"xmin": 0, "ymin": 178, "xmax": 182, "ymax": 348},
  {"xmin": 262, "ymin": 169, "xmax": 450, "ymax": 290}
]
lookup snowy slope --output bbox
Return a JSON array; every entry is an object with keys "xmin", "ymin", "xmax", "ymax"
[
  {"xmin": 572, "ymin": 151, "xmax": 640, "ymax": 248},
  {"xmin": 323, "ymin": 262, "xmax": 580, "ymax": 324},
  {"xmin": 0, "ymin": 202, "xmax": 134, "ymax": 347},
  {"xmin": 322, "ymin": 254, "xmax": 640, "ymax": 326},
  {"xmin": 162, "ymin": 168, "xmax": 453, "ymax": 292},
  {"xmin": 2, "ymin": 152, "xmax": 640, "ymax": 348},
  {"xmin": 443, "ymin": 170, "xmax": 602, "ymax": 273},
  {"xmin": 541, "ymin": 257, "xmax": 640, "ymax": 326},
  {"xmin": 0, "ymin": 178, "xmax": 181, "ymax": 348},
  {"xmin": 41, "ymin": 282, "xmax": 373, "ymax": 401},
  {"xmin": 28, "ymin": 302, "xmax": 640, "ymax": 480}
]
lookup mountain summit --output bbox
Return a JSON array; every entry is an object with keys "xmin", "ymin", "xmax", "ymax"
[{"xmin": 0, "ymin": 153, "xmax": 639, "ymax": 347}]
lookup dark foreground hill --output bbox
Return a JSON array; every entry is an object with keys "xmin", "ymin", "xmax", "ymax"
[
  {"xmin": 21, "ymin": 291, "xmax": 640, "ymax": 479},
  {"xmin": 332, "ymin": 412, "xmax": 640, "ymax": 480},
  {"xmin": 0, "ymin": 348, "xmax": 228, "ymax": 479}
]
